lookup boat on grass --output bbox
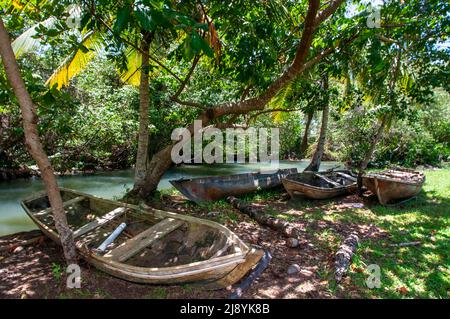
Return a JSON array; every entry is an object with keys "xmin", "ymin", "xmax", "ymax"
[
  {"xmin": 361, "ymin": 167, "xmax": 425, "ymax": 205},
  {"xmin": 282, "ymin": 170, "xmax": 357, "ymax": 200},
  {"xmin": 21, "ymin": 188, "xmax": 263, "ymax": 288},
  {"xmin": 170, "ymin": 168, "xmax": 298, "ymax": 202}
]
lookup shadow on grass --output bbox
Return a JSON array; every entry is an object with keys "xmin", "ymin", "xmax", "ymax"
[
  {"xmin": 348, "ymin": 190, "xmax": 449, "ymax": 298},
  {"xmin": 251, "ymin": 186, "xmax": 449, "ymax": 298}
]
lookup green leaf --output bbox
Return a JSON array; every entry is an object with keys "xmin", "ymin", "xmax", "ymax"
[
  {"xmin": 151, "ymin": 9, "xmax": 172, "ymax": 29},
  {"xmin": 190, "ymin": 31, "xmax": 203, "ymax": 51},
  {"xmin": 114, "ymin": 6, "xmax": 132, "ymax": 33},
  {"xmin": 200, "ymin": 39, "xmax": 214, "ymax": 57},
  {"xmin": 134, "ymin": 7, "xmax": 157, "ymax": 31}
]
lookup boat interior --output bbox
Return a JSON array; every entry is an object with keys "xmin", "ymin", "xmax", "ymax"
[
  {"xmin": 286, "ymin": 171, "xmax": 357, "ymax": 188},
  {"xmin": 368, "ymin": 169, "xmax": 424, "ymax": 182},
  {"xmin": 23, "ymin": 190, "xmax": 236, "ymax": 268}
]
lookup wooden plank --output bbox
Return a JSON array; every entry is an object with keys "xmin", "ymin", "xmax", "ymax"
[
  {"xmin": 104, "ymin": 218, "xmax": 184, "ymax": 262},
  {"xmin": 336, "ymin": 172, "xmax": 357, "ymax": 182},
  {"xmin": 34, "ymin": 196, "xmax": 86, "ymax": 216},
  {"xmin": 314, "ymin": 173, "xmax": 341, "ymax": 187},
  {"xmin": 73, "ymin": 207, "xmax": 127, "ymax": 239}
]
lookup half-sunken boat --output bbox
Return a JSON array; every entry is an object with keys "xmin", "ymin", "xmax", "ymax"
[
  {"xmin": 21, "ymin": 188, "xmax": 263, "ymax": 288},
  {"xmin": 361, "ymin": 167, "xmax": 425, "ymax": 205},
  {"xmin": 282, "ymin": 170, "xmax": 358, "ymax": 200},
  {"xmin": 170, "ymin": 168, "xmax": 298, "ymax": 202}
]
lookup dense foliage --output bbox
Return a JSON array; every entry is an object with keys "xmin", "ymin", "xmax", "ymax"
[{"xmin": 0, "ymin": 0, "xmax": 449, "ymax": 179}]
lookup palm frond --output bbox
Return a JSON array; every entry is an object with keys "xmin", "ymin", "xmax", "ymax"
[
  {"xmin": 11, "ymin": 16, "xmax": 56, "ymax": 57},
  {"xmin": 4, "ymin": 0, "xmax": 49, "ymax": 14},
  {"xmin": 119, "ymin": 48, "xmax": 142, "ymax": 86},
  {"xmin": 269, "ymin": 83, "xmax": 293, "ymax": 123},
  {"xmin": 45, "ymin": 31, "xmax": 104, "ymax": 90}
]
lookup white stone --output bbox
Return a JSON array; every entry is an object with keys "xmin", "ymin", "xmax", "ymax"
[
  {"xmin": 286, "ymin": 238, "xmax": 299, "ymax": 248},
  {"xmin": 287, "ymin": 264, "xmax": 301, "ymax": 275}
]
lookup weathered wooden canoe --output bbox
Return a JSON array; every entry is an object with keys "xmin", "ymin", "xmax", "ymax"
[
  {"xmin": 170, "ymin": 168, "xmax": 298, "ymax": 202},
  {"xmin": 362, "ymin": 167, "xmax": 425, "ymax": 205},
  {"xmin": 282, "ymin": 170, "xmax": 358, "ymax": 200},
  {"xmin": 21, "ymin": 188, "xmax": 264, "ymax": 288}
]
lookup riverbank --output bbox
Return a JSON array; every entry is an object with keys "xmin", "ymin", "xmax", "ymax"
[
  {"xmin": 0, "ymin": 167, "xmax": 448, "ymax": 299},
  {"xmin": 0, "ymin": 165, "xmax": 129, "ymax": 182},
  {"xmin": 0, "ymin": 161, "xmax": 344, "ymax": 237}
]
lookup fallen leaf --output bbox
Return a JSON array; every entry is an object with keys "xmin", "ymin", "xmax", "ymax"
[
  {"xmin": 351, "ymin": 265, "xmax": 364, "ymax": 273},
  {"xmin": 398, "ymin": 286, "xmax": 409, "ymax": 295}
]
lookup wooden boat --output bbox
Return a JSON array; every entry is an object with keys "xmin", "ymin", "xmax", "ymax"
[
  {"xmin": 282, "ymin": 170, "xmax": 358, "ymax": 200},
  {"xmin": 362, "ymin": 167, "xmax": 425, "ymax": 205},
  {"xmin": 21, "ymin": 188, "xmax": 264, "ymax": 288},
  {"xmin": 170, "ymin": 168, "xmax": 298, "ymax": 202}
]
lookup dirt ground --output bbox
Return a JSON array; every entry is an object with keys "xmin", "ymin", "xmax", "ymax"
[{"xmin": 0, "ymin": 191, "xmax": 388, "ymax": 299}]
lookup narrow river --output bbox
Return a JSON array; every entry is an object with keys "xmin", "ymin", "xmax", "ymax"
[{"xmin": 0, "ymin": 161, "xmax": 342, "ymax": 236}]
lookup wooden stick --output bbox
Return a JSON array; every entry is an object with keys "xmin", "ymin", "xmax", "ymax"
[
  {"xmin": 314, "ymin": 173, "xmax": 340, "ymax": 187},
  {"xmin": 336, "ymin": 172, "xmax": 357, "ymax": 182},
  {"xmin": 389, "ymin": 241, "xmax": 421, "ymax": 247},
  {"xmin": 227, "ymin": 196, "xmax": 302, "ymax": 239}
]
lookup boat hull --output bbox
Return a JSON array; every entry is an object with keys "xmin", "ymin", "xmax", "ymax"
[
  {"xmin": 362, "ymin": 168, "xmax": 425, "ymax": 205},
  {"xmin": 170, "ymin": 168, "xmax": 298, "ymax": 202},
  {"xmin": 21, "ymin": 188, "xmax": 263, "ymax": 288},
  {"xmin": 282, "ymin": 170, "xmax": 357, "ymax": 200}
]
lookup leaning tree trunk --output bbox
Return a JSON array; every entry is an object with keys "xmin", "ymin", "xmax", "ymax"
[
  {"xmin": 0, "ymin": 18, "xmax": 77, "ymax": 263},
  {"xmin": 304, "ymin": 76, "xmax": 329, "ymax": 172},
  {"xmin": 357, "ymin": 117, "xmax": 387, "ymax": 195},
  {"xmin": 360, "ymin": 116, "xmax": 387, "ymax": 171},
  {"xmin": 299, "ymin": 111, "xmax": 313, "ymax": 159},
  {"xmin": 133, "ymin": 33, "xmax": 152, "ymax": 190}
]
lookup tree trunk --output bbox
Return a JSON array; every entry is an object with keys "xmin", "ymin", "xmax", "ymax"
[
  {"xmin": 227, "ymin": 196, "xmax": 302, "ymax": 239},
  {"xmin": 304, "ymin": 76, "xmax": 329, "ymax": 172},
  {"xmin": 299, "ymin": 111, "xmax": 313, "ymax": 159},
  {"xmin": 133, "ymin": 34, "xmax": 152, "ymax": 190},
  {"xmin": 359, "ymin": 117, "xmax": 387, "ymax": 171},
  {"xmin": 0, "ymin": 18, "xmax": 77, "ymax": 264},
  {"xmin": 335, "ymin": 233, "xmax": 359, "ymax": 282}
]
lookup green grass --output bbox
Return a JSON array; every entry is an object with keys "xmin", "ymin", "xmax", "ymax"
[
  {"xmin": 319, "ymin": 167, "xmax": 449, "ymax": 298},
  {"xmin": 51, "ymin": 262, "xmax": 63, "ymax": 284},
  {"xmin": 242, "ymin": 166, "xmax": 449, "ymax": 298},
  {"xmin": 145, "ymin": 287, "xmax": 168, "ymax": 299},
  {"xmin": 347, "ymin": 167, "xmax": 450, "ymax": 299}
]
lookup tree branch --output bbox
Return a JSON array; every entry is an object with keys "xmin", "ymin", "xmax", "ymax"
[
  {"xmin": 246, "ymin": 108, "xmax": 300, "ymax": 125},
  {"xmin": 376, "ymin": 34, "xmax": 398, "ymax": 44},
  {"xmin": 171, "ymin": 54, "xmax": 201, "ymax": 100},
  {"xmin": 314, "ymin": 0, "xmax": 346, "ymax": 27},
  {"xmin": 171, "ymin": 97, "xmax": 207, "ymax": 109},
  {"xmin": 212, "ymin": 0, "xmax": 321, "ymax": 117}
]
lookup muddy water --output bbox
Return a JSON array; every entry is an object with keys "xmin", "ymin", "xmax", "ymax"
[{"xmin": 0, "ymin": 161, "xmax": 343, "ymax": 236}]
